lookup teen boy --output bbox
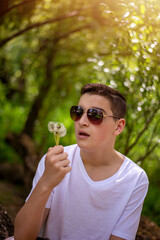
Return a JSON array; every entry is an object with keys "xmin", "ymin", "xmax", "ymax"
[{"xmin": 14, "ymin": 83, "xmax": 149, "ymax": 240}]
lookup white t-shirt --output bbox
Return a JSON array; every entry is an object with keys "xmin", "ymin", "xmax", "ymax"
[{"xmin": 28, "ymin": 144, "xmax": 149, "ymax": 240}]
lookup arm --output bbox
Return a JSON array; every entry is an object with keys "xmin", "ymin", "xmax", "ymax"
[
  {"xmin": 14, "ymin": 145, "xmax": 71, "ymax": 240},
  {"xmin": 111, "ymin": 172, "xmax": 148, "ymax": 240},
  {"xmin": 110, "ymin": 235, "xmax": 125, "ymax": 240}
]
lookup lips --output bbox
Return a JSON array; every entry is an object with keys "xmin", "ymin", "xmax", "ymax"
[{"xmin": 78, "ymin": 130, "xmax": 90, "ymax": 137}]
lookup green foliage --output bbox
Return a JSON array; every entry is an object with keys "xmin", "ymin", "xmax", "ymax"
[
  {"xmin": 143, "ymin": 183, "xmax": 160, "ymax": 225},
  {"xmin": 1, "ymin": 0, "xmax": 160, "ymax": 225}
]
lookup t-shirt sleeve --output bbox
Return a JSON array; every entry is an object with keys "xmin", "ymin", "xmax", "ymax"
[
  {"xmin": 112, "ymin": 171, "xmax": 149, "ymax": 240},
  {"xmin": 26, "ymin": 154, "xmax": 54, "ymax": 209}
]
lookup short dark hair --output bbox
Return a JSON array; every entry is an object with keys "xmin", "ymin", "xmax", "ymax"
[{"xmin": 81, "ymin": 83, "xmax": 126, "ymax": 118}]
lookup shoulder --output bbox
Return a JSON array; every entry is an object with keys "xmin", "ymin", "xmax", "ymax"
[
  {"xmin": 63, "ymin": 144, "xmax": 79, "ymax": 164},
  {"xmin": 63, "ymin": 144, "xmax": 78, "ymax": 154},
  {"xmin": 123, "ymin": 156, "xmax": 149, "ymax": 185}
]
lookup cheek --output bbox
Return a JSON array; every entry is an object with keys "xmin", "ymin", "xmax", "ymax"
[
  {"xmin": 74, "ymin": 121, "xmax": 77, "ymax": 129},
  {"xmin": 96, "ymin": 125, "xmax": 114, "ymax": 140},
  {"xmin": 90, "ymin": 126, "xmax": 106, "ymax": 141},
  {"xmin": 96, "ymin": 130, "xmax": 107, "ymax": 141},
  {"xmin": 74, "ymin": 122, "xmax": 78, "ymax": 135}
]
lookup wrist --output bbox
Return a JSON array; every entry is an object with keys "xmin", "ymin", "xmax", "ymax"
[{"xmin": 38, "ymin": 175, "xmax": 56, "ymax": 193}]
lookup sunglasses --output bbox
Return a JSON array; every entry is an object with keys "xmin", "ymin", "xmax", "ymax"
[{"xmin": 70, "ymin": 106, "xmax": 120, "ymax": 125}]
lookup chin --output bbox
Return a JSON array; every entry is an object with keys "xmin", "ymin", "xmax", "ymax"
[
  {"xmin": 77, "ymin": 141, "xmax": 95, "ymax": 153},
  {"xmin": 77, "ymin": 141, "xmax": 89, "ymax": 149}
]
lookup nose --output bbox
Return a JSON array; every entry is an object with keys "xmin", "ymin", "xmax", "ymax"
[{"xmin": 78, "ymin": 111, "xmax": 89, "ymax": 126}]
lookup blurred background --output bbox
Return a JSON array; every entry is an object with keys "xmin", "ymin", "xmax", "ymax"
[{"xmin": 0, "ymin": 0, "xmax": 160, "ymax": 229}]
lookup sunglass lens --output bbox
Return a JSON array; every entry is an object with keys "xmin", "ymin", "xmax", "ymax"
[
  {"xmin": 70, "ymin": 106, "xmax": 83, "ymax": 121},
  {"xmin": 87, "ymin": 109, "xmax": 103, "ymax": 125}
]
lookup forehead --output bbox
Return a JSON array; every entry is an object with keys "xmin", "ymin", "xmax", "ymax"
[{"xmin": 78, "ymin": 94, "xmax": 112, "ymax": 111}]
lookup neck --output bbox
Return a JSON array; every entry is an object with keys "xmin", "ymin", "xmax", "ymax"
[
  {"xmin": 80, "ymin": 147, "xmax": 125, "ymax": 181},
  {"xmin": 80, "ymin": 147, "xmax": 123, "ymax": 167}
]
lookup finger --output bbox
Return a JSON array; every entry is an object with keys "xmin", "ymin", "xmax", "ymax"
[
  {"xmin": 59, "ymin": 152, "xmax": 68, "ymax": 160},
  {"xmin": 64, "ymin": 166, "xmax": 72, "ymax": 174},
  {"xmin": 52, "ymin": 152, "xmax": 68, "ymax": 162},
  {"xmin": 47, "ymin": 145, "xmax": 64, "ymax": 155},
  {"xmin": 57, "ymin": 158, "xmax": 70, "ymax": 168},
  {"xmin": 48, "ymin": 147, "xmax": 53, "ymax": 152},
  {"xmin": 45, "ymin": 151, "xmax": 68, "ymax": 167},
  {"xmin": 53, "ymin": 145, "xmax": 64, "ymax": 155}
]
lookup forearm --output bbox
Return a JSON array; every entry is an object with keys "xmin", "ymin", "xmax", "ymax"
[
  {"xmin": 14, "ymin": 177, "xmax": 53, "ymax": 240},
  {"xmin": 14, "ymin": 146, "xmax": 71, "ymax": 240},
  {"xmin": 110, "ymin": 235, "xmax": 125, "ymax": 240}
]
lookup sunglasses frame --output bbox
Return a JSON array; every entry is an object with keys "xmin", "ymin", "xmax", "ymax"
[{"xmin": 70, "ymin": 106, "xmax": 120, "ymax": 125}]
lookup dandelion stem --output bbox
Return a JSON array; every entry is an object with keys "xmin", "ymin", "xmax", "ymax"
[
  {"xmin": 56, "ymin": 135, "xmax": 60, "ymax": 145},
  {"xmin": 54, "ymin": 134, "xmax": 60, "ymax": 145}
]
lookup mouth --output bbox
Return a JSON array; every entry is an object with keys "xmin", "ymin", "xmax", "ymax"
[{"xmin": 78, "ymin": 130, "xmax": 90, "ymax": 137}]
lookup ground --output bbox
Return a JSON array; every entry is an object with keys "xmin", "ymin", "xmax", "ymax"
[{"xmin": 0, "ymin": 180, "xmax": 160, "ymax": 240}]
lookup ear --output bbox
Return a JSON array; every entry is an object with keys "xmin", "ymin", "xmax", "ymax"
[{"xmin": 114, "ymin": 118, "xmax": 125, "ymax": 136}]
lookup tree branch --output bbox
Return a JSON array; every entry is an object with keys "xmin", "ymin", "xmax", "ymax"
[
  {"xmin": 123, "ymin": 113, "xmax": 134, "ymax": 152},
  {"xmin": 0, "ymin": 3, "xmax": 98, "ymax": 48},
  {"xmin": 125, "ymin": 106, "xmax": 160, "ymax": 155},
  {"xmin": 0, "ymin": 0, "xmax": 38, "ymax": 18},
  {"xmin": 0, "ymin": 10, "xmax": 82, "ymax": 48},
  {"xmin": 55, "ymin": 24, "xmax": 91, "ymax": 42},
  {"xmin": 135, "ymin": 119, "xmax": 160, "ymax": 163},
  {"xmin": 146, "ymin": 120, "xmax": 159, "ymax": 150},
  {"xmin": 135, "ymin": 142, "xmax": 159, "ymax": 164}
]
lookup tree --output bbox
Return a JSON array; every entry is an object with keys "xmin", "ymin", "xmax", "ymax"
[{"xmin": 1, "ymin": 0, "xmax": 118, "ymax": 188}]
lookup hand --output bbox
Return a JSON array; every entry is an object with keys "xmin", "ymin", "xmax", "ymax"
[{"xmin": 41, "ymin": 145, "xmax": 71, "ymax": 190}]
